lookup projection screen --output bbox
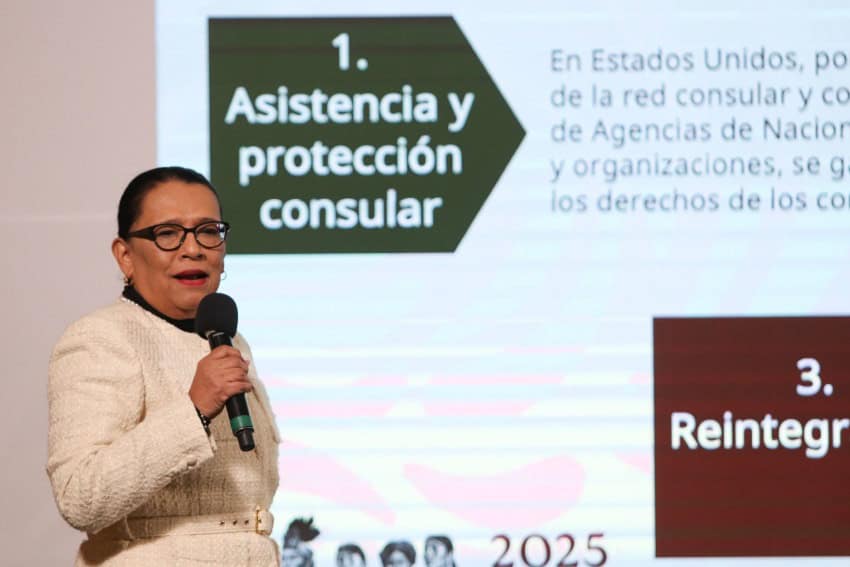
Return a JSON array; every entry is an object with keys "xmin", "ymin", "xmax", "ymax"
[{"xmin": 157, "ymin": 1, "xmax": 850, "ymax": 564}]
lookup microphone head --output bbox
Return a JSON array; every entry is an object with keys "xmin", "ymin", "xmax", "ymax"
[{"xmin": 195, "ymin": 292, "xmax": 238, "ymax": 338}]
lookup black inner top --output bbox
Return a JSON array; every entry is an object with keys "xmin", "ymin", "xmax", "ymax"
[{"xmin": 122, "ymin": 285, "xmax": 196, "ymax": 334}]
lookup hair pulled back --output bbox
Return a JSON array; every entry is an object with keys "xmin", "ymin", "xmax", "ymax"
[{"xmin": 117, "ymin": 166, "xmax": 220, "ymax": 238}]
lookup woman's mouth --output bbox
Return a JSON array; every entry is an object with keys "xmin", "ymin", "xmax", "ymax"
[{"xmin": 174, "ymin": 270, "xmax": 209, "ymax": 286}]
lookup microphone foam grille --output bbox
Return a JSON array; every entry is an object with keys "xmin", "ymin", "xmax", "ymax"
[{"xmin": 194, "ymin": 293, "xmax": 238, "ymax": 338}]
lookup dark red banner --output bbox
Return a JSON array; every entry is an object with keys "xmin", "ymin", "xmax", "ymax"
[{"xmin": 654, "ymin": 316, "xmax": 850, "ymax": 557}]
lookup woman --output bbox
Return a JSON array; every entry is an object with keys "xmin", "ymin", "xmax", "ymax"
[
  {"xmin": 380, "ymin": 540, "xmax": 416, "ymax": 567},
  {"xmin": 424, "ymin": 536, "xmax": 455, "ymax": 567},
  {"xmin": 336, "ymin": 543, "xmax": 367, "ymax": 567},
  {"xmin": 281, "ymin": 517, "xmax": 319, "ymax": 567},
  {"xmin": 47, "ymin": 166, "xmax": 280, "ymax": 565}
]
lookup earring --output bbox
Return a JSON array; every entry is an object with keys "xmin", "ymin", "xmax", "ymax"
[
  {"xmin": 220, "ymin": 271, "xmax": 227, "ymax": 281},
  {"xmin": 123, "ymin": 275, "xmax": 133, "ymax": 286}
]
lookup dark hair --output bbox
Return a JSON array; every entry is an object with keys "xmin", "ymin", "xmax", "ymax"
[
  {"xmin": 380, "ymin": 541, "xmax": 416, "ymax": 565},
  {"xmin": 117, "ymin": 166, "xmax": 220, "ymax": 238},
  {"xmin": 283, "ymin": 517, "xmax": 320, "ymax": 549},
  {"xmin": 425, "ymin": 535, "xmax": 453, "ymax": 553},
  {"xmin": 337, "ymin": 543, "xmax": 366, "ymax": 563}
]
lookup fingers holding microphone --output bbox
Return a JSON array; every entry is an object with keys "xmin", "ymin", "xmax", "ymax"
[{"xmin": 189, "ymin": 346, "xmax": 252, "ymax": 419}]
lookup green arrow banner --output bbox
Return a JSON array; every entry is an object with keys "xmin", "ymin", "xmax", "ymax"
[{"xmin": 209, "ymin": 17, "xmax": 525, "ymax": 253}]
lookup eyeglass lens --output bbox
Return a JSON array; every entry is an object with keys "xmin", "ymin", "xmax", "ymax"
[{"xmin": 153, "ymin": 222, "xmax": 227, "ymax": 250}]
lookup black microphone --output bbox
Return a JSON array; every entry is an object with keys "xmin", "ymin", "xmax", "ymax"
[{"xmin": 195, "ymin": 293, "xmax": 255, "ymax": 451}]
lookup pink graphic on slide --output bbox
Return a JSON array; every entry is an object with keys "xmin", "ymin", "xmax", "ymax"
[
  {"xmin": 617, "ymin": 452, "xmax": 653, "ymax": 475},
  {"xmin": 629, "ymin": 372, "xmax": 651, "ymax": 385},
  {"xmin": 279, "ymin": 442, "xmax": 396, "ymax": 524},
  {"xmin": 423, "ymin": 400, "xmax": 534, "ymax": 417},
  {"xmin": 430, "ymin": 373, "xmax": 564, "ymax": 386},
  {"xmin": 405, "ymin": 456, "xmax": 585, "ymax": 530},
  {"xmin": 272, "ymin": 401, "xmax": 393, "ymax": 420},
  {"xmin": 355, "ymin": 375, "xmax": 409, "ymax": 387}
]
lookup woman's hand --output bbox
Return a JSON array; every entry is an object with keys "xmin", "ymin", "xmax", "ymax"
[{"xmin": 188, "ymin": 346, "xmax": 252, "ymax": 418}]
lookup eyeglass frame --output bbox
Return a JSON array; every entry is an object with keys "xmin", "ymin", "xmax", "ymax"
[{"xmin": 126, "ymin": 220, "xmax": 231, "ymax": 251}]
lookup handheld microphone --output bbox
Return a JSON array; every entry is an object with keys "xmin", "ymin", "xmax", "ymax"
[{"xmin": 195, "ymin": 293, "xmax": 255, "ymax": 452}]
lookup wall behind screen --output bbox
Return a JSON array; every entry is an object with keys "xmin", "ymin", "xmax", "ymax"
[{"xmin": 0, "ymin": 1, "xmax": 155, "ymax": 565}]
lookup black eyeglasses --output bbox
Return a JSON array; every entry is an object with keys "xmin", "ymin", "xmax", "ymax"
[{"xmin": 127, "ymin": 221, "xmax": 230, "ymax": 251}]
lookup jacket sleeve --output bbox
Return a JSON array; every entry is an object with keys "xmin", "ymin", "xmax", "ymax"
[{"xmin": 46, "ymin": 319, "xmax": 216, "ymax": 534}]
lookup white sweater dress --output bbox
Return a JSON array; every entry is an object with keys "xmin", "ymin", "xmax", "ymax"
[{"xmin": 47, "ymin": 298, "xmax": 281, "ymax": 566}]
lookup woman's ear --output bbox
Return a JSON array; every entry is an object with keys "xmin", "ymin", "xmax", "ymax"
[{"xmin": 111, "ymin": 237, "xmax": 134, "ymax": 284}]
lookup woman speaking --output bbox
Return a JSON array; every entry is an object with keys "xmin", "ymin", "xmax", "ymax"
[{"xmin": 47, "ymin": 167, "xmax": 280, "ymax": 565}]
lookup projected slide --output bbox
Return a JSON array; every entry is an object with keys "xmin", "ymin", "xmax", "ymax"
[{"xmin": 157, "ymin": 1, "xmax": 850, "ymax": 565}]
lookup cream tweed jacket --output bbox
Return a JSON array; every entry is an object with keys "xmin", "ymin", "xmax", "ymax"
[{"xmin": 47, "ymin": 299, "xmax": 281, "ymax": 566}]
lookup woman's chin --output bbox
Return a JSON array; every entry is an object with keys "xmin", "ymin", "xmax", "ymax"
[{"xmin": 173, "ymin": 282, "xmax": 218, "ymax": 316}]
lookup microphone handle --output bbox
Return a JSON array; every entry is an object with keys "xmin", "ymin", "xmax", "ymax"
[{"xmin": 208, "ymin": 332, "xmax": 255, "ymax": 451}]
